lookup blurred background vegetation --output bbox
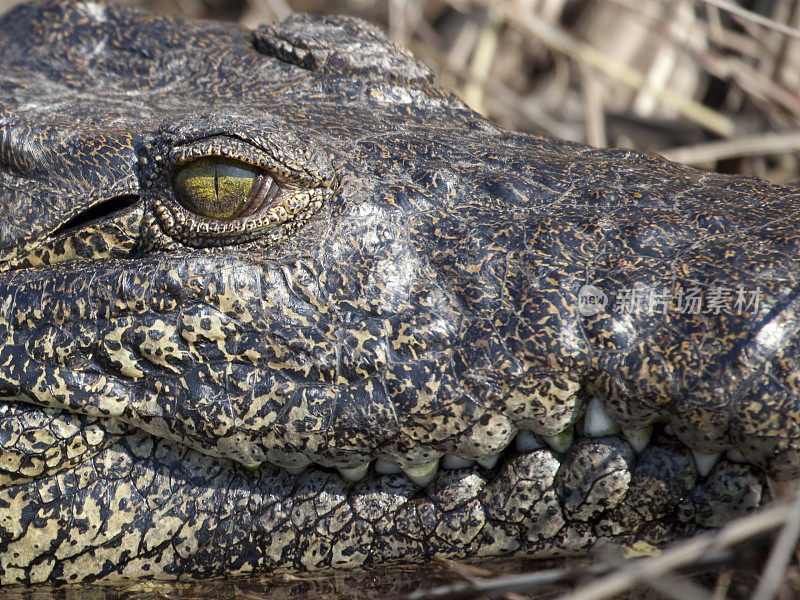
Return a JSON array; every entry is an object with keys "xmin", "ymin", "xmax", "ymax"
[{"xmin": 1, "ymin": 0, "xmax": 799, "ymax": 183}]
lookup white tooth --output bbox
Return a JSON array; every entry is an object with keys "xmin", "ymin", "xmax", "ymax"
[
  {"xmin": 543, "ymin": 427, "xmax": 574, "ymax": 453},
  {"xmin": 516, "ymin": 430, "xmax": 543, "ymax": 452},
  {"xmin": 442, "ymin": 455, "xmax": 475, "ymax": 469},
  {"xmin": 583, "ymin": 397, "xmax": 621, "ymax": 437},
  {"xmin": 338, "ymin": 462, "xmax": 370, "ymax": 482},
  {"xmin": 273, "ymin": 457, "xmax": 311, "ymax": 475},
  {"xmin": 664, "ymin": 424, "xmax": 675, "ymax": 436},
  {"xmin": 693, "ymin": 451, "xmax": 721, "ymax": 477},
  {"xmin": 375, "ymin": 458, "xmax": 403, "ymax": 475},
  {"xmin": 403, "ymin": 460, "xmax": 439, "ymax": 486},
  {"xmin": 726, "ymin": 448, "xmax": 746, "ymax": 463},
  {"xmin": 476, "ymin": 454, "xmax": 500, "ymax": 469},
  {"xmin": 623, "ymin": 425, "xmax": 653, "ymax": 453}
]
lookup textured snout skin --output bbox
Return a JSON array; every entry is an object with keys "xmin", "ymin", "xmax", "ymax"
[{"xmin": 0, "ymin": 0, "xmax": 796, "ymax": 584}]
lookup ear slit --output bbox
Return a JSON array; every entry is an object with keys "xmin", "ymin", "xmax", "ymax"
[{"xmin": 50, "ymin": 195, "xmax": 140, "ymax": 238}]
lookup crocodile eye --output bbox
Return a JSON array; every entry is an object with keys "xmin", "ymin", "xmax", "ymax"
[
  {"xmin": 149, "ymin": 134, "xmax": 335, "ymax": 248},
  {"xmin": 173, "ymin": 157, "xmax": 278, "ymax": 220}
]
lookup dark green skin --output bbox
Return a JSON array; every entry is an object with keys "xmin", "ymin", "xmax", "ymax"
[{"xmin": 0, "ymin": 0, "xmax": 797, "ymax": 584}]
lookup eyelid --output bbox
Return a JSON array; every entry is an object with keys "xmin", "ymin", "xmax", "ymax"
[
  {"xmin": 153, "ymin": 154, "xmax": 325, "ymax": 248},
  {"xmin": 142, "ymin": 128, "xmax": 337, "ymax": 248},
  {"xmin": 170, "ymin": 138, "xmax": 280, "ymax": 181},
  {"xmin": 168, "ymin": 136, "xmax": 331, "ymax": 192}
]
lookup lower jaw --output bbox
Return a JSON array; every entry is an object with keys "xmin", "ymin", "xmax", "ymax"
[{"xmin": 0, "ymin": 428, "xmax": 767, "ymax": 584}]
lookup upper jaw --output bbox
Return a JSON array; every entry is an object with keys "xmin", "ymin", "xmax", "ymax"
[{"xmin": 0, "ymin": 219, "xmax": 797, "ymax": 487}]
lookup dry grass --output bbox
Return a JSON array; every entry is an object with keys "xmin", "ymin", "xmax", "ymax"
[{"xmin": 392, "ymin": 490, "xmax": 800, "ymax": 600}]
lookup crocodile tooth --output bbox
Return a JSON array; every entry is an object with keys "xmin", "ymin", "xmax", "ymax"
[
  {"xmin": 442, "ymin": 455, "xmax": 475, "ymax": 470},
  {"xmin": 476, "ymin": 454, "xmax": 500, "ymax": 469},
  {"xmin": 403, "ymin": 460, "xmax": 439, "ymax": 486},
  {"xmin": 337, "ymin": 462, "xmax": 370, "ymax": 482},
  {"xmin": 273, "ymin": 457, "xmax": 312, "ymax": 475},
  {"xmin": 693, "ymin": 451, "xmax": 721, "ymax": 477},
  {"xmin": 623, "ymin": 425, "xmax": 653, "ymax": 453},
  {"xmin": 374, "ymin": 458, "xmax": 403, "ymax": 475},
  {"xmin": 515, "ymin": 430, "xmax": 543, "ymax": 451},
  {"xmin": 242, "ymin": 461, "xmax": 263, "ymax": 470},
  {"xmin": 543, "ymin": 427, "xmax": 574, "ymax": 453},
  {"xmin": 726, "ymin": 448, "xmax": 746, "ymax": 463},
  {"xmin": 583, "ymin": 397, "xmax": 621, "ymax": 437}
]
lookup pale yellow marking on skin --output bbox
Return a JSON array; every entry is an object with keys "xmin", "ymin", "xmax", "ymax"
[
  {"xmin": 300, "ymin": 537, "xmax": 329, "ymax": 570},
  {"xmin": 349, "ymin": 329, "xmax": 387, "ymax": 375},
  {"xmin": 44, "ymin": 445, "xmax": 68, "ymax": 468},
  {"xmin": 180, "ymin": 311, "xmax": 233, "ymax": 354},
  {"xmin": 36, "ymin": 328, "xmax": 57, "ymax": 359},
  {"xmin": 0, "ymin": 295, "xmax": 13, "ymax": 330},
  {"xmin": 135, "ymin": 319, "xmax": 188, "ymax": 372},
  {"xmin": 103, "ymin": 320, "xmax": 145, "ymax": 379},
  {"xmin": 83, "ymin": 422, "xmax": 105, "ymax": 446},
  {"xmin": 266, "ymin": 354, "xmax": 313, "ymax": 377},
  {"xmin": 390, "ymin": 322, "xmax": 426, "ymax": 357},
  {"xmin": 216, "ymin": 433, "xmax": 265, "ymax": 464},
  {"xmin": 50, "ymin": 417, "xmax": 80, "ymax": 439},
  {"xmin": 506, "ymin": 376, "xmax": 581, "ymax": 436},
  {"xmin": 128, "ymin": 392, "xmax": 166, "ymax": 428},
  {"xmin": 285, "ymin": 307, "xmax": 311, "ymax": 328},
  {"xmin": 242, "ymin": 348, "xmax": 261, "ymax": 364},
  {"xmin": 0, "ymin": 452, "xmax": 24, "ymax": 484},
  {"xmin": 287, "ymin": 405, "xmax": 325, "ymax": 433},
  {"xmin": 30, "ymin": 427, "xmax": 57, "ymax": 449},
  {"xmin": 71, "ymin": 461, "xmax": 95, "ymax": 490},
  {"xmin": 0, "ymin": 414, "xmax": 21, "ymax": 448},
  {"xmin": 65, "ymin": 439, "xmax": 90, "ymax": 460},
  {"xmin": 264, "ymin": 527, "xmax": 295, "ymax": 564},
  {"xmin": 218, "ymin": 268, "xmax": 255, "ymax": 325},
  {"xmin": 28, "ymin": 371, "xmax": 76, "ymax": 416},
  {"xmin": 3, "ymin": 495, "xmax": 61, "ymax": 567},
  {"xmin": 55, "ymin": 482, "xmax": 139, "ymax": 565},
  {"xmin": 28, "ymin": 556, "xmax": 56, "ymax": 582},
  {"xmin": 91, "ymin": 377, "xmax": 131, "ymax": 417},
  {"xmin": 331, "ymin": 526, "xmax": 370, "ymax": 568},
  {"xmin": 457, "ymin": 413, "xmax": 515, "ymax": 457},
  {"xmin": 74, "ymin": 297, "xmax": 90, "ymax": 320},
  {"xmin": 143, "ymin": 515, "xmax": 183, "ymax": 552},
  {"xmin": 239, "ymin": 392, "xmax": 280, "ymax": 431},
  {"xmin": 434, "ymin": 499, "xmax": 485, "ymax": 545}
]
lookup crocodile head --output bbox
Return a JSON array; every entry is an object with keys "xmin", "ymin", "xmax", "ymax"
[{"xmin": 0, "ymin": 0, "xmax": 798, "ymax": 584}]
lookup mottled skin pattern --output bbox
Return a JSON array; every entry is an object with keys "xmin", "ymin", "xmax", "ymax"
[{"xmin": 0, "ymin": 0, "xmax": 797, "ymax": 585}]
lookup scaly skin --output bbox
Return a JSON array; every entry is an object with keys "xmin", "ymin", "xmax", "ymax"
[{"xmin": 0, "ymin": 0, "xmax": 797, "ymax": 584}]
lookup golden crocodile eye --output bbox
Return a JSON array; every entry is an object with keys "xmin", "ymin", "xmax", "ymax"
[{"xmin": 173, "ymin": 157, "xmax": 262, "ymax": 220}]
